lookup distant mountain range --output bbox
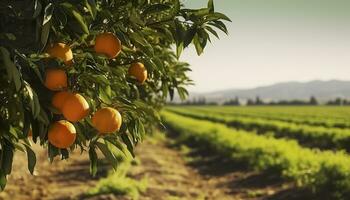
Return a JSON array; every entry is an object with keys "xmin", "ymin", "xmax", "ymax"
[{"xmin": 187, "ymin": 80, "xmax": 350, "ymax": 103}]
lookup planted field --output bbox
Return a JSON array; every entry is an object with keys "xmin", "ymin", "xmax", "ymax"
[
  {"xmin": 166, "ymin": 106, "xmax": 350, "ymax": 151},
  {"xmin": 163, "ymin": 106, "xmax": 350, "ymax": 199},
  {"xmin": 185, "ymin": 106, "xmax": 350, "ymax": 128}
]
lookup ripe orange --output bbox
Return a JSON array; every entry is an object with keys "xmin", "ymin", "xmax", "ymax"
[
  {"xmin": 62, "ymin": 93, "xmax": 90, "ymax": 122},
  {"xmin": 48, "ymin": 120, "xmax": 76, "ymax": 149},
  {"xmin": 47, "ymin": 43, "xmax": 73, "ymax": 65},
  {"xmin": 94, "ymin": 32, "xmax": 121, "ymax": 59},
  {"xmin": 92, "ymin": 107, "xmax": 122, "ymax": 134},
  {"xmin": 45, "ymin": 69, "xmax": 68, "ymax": 91},
  {"xmin": 128, "ymin": 62, "xmax": 147, "ymax": 84},
  {"xmin": 52, "ymin": 91, "xmax": 73, "ymax": 113}
]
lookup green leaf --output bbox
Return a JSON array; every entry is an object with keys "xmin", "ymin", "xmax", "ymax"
[
  {"xmin": 60, "ymin": 149, "xmax": 69, "ymax": 160},
  {"xmin": 177, "ymin": 87, "xmax": 189, "ymax": 100},
  {"xmin": 130, "ymin": 32, "xmax": 150, "ymax": 47},
  {"xmin": 121, "ymin": 134, "xmax": 135, "ymax": 157},
  {"xmin": 61, "ymin": 3, "xmax": 89, "ymax": 34},
  {"xmin": 129, "ymin": 9, "xmax": 145, "ymax": 26},
  {"xmin": 182, "ymin": 8, "xmax": 210, "ymax": 18},
  {"xmin": 43, "ymin": 3, "xmax": 54, "ymax": 25},
  {"xmin": 32, "ymin": 0, "xmax": 43, "ymax": 19},
  {"xmin": 48, "ymin": 144, "xmax": 60, "ymax": 163},
  {"xmin": 85, "ymin": 0, "xmax": 97, "ymax": 19},
  {"xmin": 208, "ymin": 20, "xmax": 229, "ymax": 34},
  {"xmin": 205, "ymin": 26, "xmax": 219, "ymax": 39},
  {"xmin": 24, "ymin": 144, "xmax": 36, "ymax": 175},
  {"xmin": 104, "ymin": 137, "xmax": 130, "ymax": 158},
  {"xmin": 176, "ymin": 42, "xmax": 184, "ymax": 59},
  {"xmin": 0, "ymin": 173, "xmax": 7, "ymax": 191},
  {"xmin": 205, "ymin": 12, "xmax": 231, "ymax": 22},
  {"xmin": 193, "ymin": 34, "xmax": 204, "ymax": 55},
  {"xmin": 41, "ymin": 20, "xmax": 52, "ymax": 50},
  {"xmin": 0, "ymin": 47, "xmax": 22, "ymax": 91},
  {"xmin": 37, "ymin": 107, "xmax": 49, "ymax": 124},
  {"xmin": 184, "ymin": 28, "xmax": 197, "ymax": 48},
  {"xmin": 151, "ymin": 57, "xmax": 165, "ymax": 74},
  {"xmin": 24, "ymin": 82, "xmax": 41, "ymax": 118},
  {"xmin": 169, "ymin": 88, "xmax": 174, "ymax": 101},
  {"xmin": 88, "ymin": 147, "xmax": 98, "ymax": 176},
  {"xmin": 99, "ymin": 86, "xmax": 112, "ymax": 104},
  {"xmin": 143, "ymin": 4, "xmax": 171, "ymax": 15},
  {"xmin": 40, "ymin": 3, "xmax": 53, "ymax": 50},
  {"xmin": 208, "ymin": 0, "xmax": 214, "ymax": 13},
  {"xmin": 23, "ymin": 111, "xmax": 31, "ymax": 138},
  {"xmin": 96, "ymin": 141, "xmax": 119, "ymax": 170},
  {"xmin": 1, "ymin": 144, "xmax": 14, "ymax": 175}
]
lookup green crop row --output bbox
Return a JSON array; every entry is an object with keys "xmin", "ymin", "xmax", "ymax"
[
  {"xmin": 190, "ymin": 106, "xmax": 350, "ymax": 129},
  {"xmin": 161, "ymin": 111, "xmax": 350, "ymax": 199},
  {"xmin": 196, "ymin": 106, "xmax": 350, "ymax": 119},
  {"xmin": 166, "ymin": 107, "xmax": 350, "ymax": 151}
]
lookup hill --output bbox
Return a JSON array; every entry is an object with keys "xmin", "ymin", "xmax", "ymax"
[{"xmin": 189, "ymin": 80, "xmax": 350, "ymax": 102}]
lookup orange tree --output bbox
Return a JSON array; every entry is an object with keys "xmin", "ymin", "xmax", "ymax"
[{"xmin": 0, "ymin": 0, "xmax": 229, "ymax": 189}]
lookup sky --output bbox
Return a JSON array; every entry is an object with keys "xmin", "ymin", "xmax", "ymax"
[{"xmin": 182, "ymin": 0, "xmax": 350, "ymax": 93}]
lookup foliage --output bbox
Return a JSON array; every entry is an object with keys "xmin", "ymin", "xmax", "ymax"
[
  {"xmin": 246, "ymin": 96, "xmax": 319, "ymax": 106},
  {"xmin": 166, "ymin": 107, "xmax": 350, "ymax": 151},
  {"xmin": 0, "ymin": 0, "xmax": 229, "ymax": 190},
  {"xmin": 162, "ymin": 111, "xmax": 350, "ymax": 200}
]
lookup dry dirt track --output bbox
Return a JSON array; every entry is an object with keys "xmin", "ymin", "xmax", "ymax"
[
  {"xmin": 0, "ymin": 136, "xmax": 304, "ymax": 200},
  {"xmin": 0, "ymin": 142, "xmax": 103, "ymax": 200}
]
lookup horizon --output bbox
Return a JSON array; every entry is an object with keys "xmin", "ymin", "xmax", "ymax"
[{"xmin": 182, "ymin": 0, "xmax": 350, "ymax": 93}]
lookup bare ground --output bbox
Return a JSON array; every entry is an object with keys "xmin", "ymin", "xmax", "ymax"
[
  {"xmin": 0, "ymin": 142, "xmax": 106, "ymax": 200},
  {"xmin": 0, "ymin": 135, "xmax": 310, "ymax": 200}
]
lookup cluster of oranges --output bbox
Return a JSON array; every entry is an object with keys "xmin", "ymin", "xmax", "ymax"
[{"xmin": 43, "ymin": 32, "xmax": 147, "ymax": 149}]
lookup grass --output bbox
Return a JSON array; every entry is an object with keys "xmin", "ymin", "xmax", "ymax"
[
  {"xmin": 86, "ymin": 130, "xmax": 171, "ymax": 199},
  {"xmin": 86, "ymin": 151, "xmax": 147, "ymax": 199},
  {"xmin": 88, "ymin": 172, "xmax": 148, "ymax": 200}
]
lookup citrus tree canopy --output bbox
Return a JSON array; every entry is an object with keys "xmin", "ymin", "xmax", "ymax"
[{"xmin": 0, "ymin": 0, "xmax": 230, "ymax": 190}]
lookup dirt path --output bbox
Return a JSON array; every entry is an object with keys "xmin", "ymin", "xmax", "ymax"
[
  {"xmin": 0, "ymin": 136, "xmax": 304, "ymax": 200},
  {"xmin": 0, "ymin": 143, "xmax": 104, "ymax": 200},
  {"xmin": 131, "ymin": 140, "xmax": 233, "ymax": 200},
  {"xmin": 129, "ymin": 138, "xmax": 302, "ymax": 200}
]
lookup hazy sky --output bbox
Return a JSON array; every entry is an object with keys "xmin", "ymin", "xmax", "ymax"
[{"xmin": 182, "ymin": 0, "xmax": 350, "ymax": 92}]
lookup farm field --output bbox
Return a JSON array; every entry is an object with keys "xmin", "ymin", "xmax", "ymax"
[
  {"xmin": 163, "ymin": 106, "xmax": 350, "ymax": 200},
  {"xmin": 2, "ymin": 131, "xmax": 289, "ymax": 200},
  {"xmin": 2, "ymin": 106, "xmax": 350, "ymax": 200}
]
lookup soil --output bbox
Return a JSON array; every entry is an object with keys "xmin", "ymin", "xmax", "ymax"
[
  {"xmin": 0, "ymin": 136, "xmax": 311, "ymax": 200},
  {"xmin": 0, "ymin": 142, "xmax": 105, "ymax": 200}
]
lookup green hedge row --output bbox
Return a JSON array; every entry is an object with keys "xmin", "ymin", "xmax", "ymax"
[
  {"xmin": 192, "ymin": 106, "xmax": 350, "ymax": 129},
  {"xmin": 162, "ymin": 111, "xmax": 350, "ymax": 199},
  {"xmin": 166, "ymin": 107, "xmax": 350, "ymax": 151}
]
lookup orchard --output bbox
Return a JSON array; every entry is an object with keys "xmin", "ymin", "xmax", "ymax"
[{"xmin": 0, "ymin": 0, "xmax": 229, "ymax": 190}]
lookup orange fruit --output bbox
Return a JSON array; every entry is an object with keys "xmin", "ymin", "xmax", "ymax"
[
  {"xmin": 52, "ymin": 91, "xmax": 73, "ymax": 113},
  {"xmin": 62, "ymin": 93, "xmax": 90, "ymax": 122},
  {"xmin": 92, "ymin": 107, "xmax": 122, "ymax": 134},
  {"xmin": 94, "ymin": 32, "xmax": 121, "ymax": 59},
  {"xmin": 45, "ymin": 69, "xmax": 68, "ymax": 91},
  {"xmin": 48, "ymin": 120, "xmax": 76, "ymax": 149},
  {"xmin": 128, "ymin": 62, "xmax": 147, "ymax": 84},
  {"xmin": 47, "ymin": 43, "xmax": 73, "ymax": 65}
]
